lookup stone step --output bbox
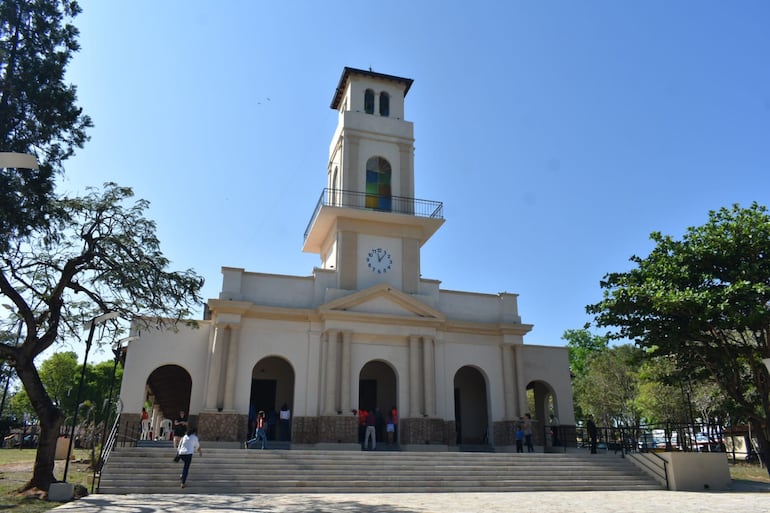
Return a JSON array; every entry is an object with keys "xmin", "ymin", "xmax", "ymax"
[{"xmin": 98, "ymin": 448, "xmax": 661, "ymax": 494}]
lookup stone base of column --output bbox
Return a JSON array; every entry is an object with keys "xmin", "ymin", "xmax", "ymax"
[
  {"xmin": 400, "ymin": 417, "xmax": 451, "ymax": 446},
  {"xmin": 197, "ymin": 411, "xmax": 247, "ymax": 442},
  {"xmin": 493, "ymin": 419, "xmax": 518, "ymax": 446},
  {"xmin": 293, "ymin": 415, "xmax": 357, "ymax": 444}
]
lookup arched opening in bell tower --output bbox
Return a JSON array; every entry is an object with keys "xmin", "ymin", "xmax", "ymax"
[{"xmin": 379, "ymin": 91, "xmax": 390, "ymax": 117}]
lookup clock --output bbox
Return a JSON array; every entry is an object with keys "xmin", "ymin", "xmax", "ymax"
[{"xmin": 366, "ymin": 248, "xmax": 392, "ymax": 274}]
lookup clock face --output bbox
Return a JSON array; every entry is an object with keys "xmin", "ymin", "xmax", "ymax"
[{"xmin": 366, "ymin": 248, "xmax": 392, "ymax": 274}]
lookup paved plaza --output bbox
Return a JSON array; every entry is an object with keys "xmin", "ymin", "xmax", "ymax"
[{"xmin": 53, "ymin": 482, "xmax": 770, "ymax": 513}]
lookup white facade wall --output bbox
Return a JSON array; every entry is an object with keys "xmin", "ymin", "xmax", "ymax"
[{"xmin": 123, "ymin": 321, "xmax": 212, "ymax": 415}]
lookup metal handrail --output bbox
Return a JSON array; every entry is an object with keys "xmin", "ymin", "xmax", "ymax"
[
  {"xmin": 628, "ymin": 450, "xmax": 670, "ymax": 490},
  {"xmin": 93, "ymin": 399, "xmax": 123, "ymax": 493},
  {"xmin": 304, "ymin": 188, "xmax": 444, "ymax": 241}
]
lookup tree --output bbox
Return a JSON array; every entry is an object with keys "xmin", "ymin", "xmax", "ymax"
[
  {"xmin": 562, "ymin": 328, "xmax": 609, "ymax": 379},
  {"xmin": 38, "ymin": 351, "xmax": 78, "ymax": 412},
  {"xmin": 572, "ymin": 344, "xmax": 643, "ymax": 428},
  {"xmin": 0, "ymin": 183, "xmax": 204, "ymax": 491},
  {"xmin": 562, "ymin": 328, "xmax": 609, "ymax": 420},
  {"xmin": 588, "ymin": 202, "xmax": 770, "ymax": 474},
  {"xmin": 0, "ymin": 0, "xmax": 92, "ymax": 250}
]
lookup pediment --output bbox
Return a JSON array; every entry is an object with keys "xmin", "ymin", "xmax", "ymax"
[{"xmin": 320, "ymin": 283, "xmax": 444, "ymax": 320}]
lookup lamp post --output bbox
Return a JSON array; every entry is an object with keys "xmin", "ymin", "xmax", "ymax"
[
  {"xmin": 0, "ymin": 152, "xmax": 38, "ymax": 170},
  {"xmin": 62, "ymin": 312, "xmax": 119, "ymax": 482},
  {"xmin": 100, "ymin": 338, "xmax": 136, "ymax": 446},
  {"xmin": 104, "ymin": 336, "xmax": 137, "ymax": 424}
]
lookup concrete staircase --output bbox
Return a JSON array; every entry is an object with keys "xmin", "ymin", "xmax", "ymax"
[{"xmin": 97, "ymin": 447, "xmax": 662, "ymax": 494}]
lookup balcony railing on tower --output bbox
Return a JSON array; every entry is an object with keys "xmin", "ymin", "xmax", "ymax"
[{"xmin": 304, "ymin": 188, "xmax": 444, "ymax": 241}]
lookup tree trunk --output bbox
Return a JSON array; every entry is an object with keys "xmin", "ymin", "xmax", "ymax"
[{"xmin": 15, "ymin": 357, "xmax": 64, "ymax": 492}]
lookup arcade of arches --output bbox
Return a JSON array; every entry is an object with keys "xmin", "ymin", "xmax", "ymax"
[{"xmin": 132, "ymin": 356, "xmax": 565, "ymax": 450}]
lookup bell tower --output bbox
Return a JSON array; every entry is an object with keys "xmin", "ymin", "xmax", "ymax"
[{"xmin": 303, "ymin": 67, "xmax": 443, "ymax": 294}]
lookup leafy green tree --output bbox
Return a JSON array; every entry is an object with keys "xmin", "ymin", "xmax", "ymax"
[
  {"xmin": 0, "ymin": 183, "xmax": 204, "ymax": 491},
  {"xmin": 562, "ymin": 328, "xmax": 609, "ymax": 378},
  {"xmin": 7, "ymin": 385, "xmax": 31, "ymax": 422},
  {"xmin": 0, "ymin": 0, "xmax": 92, "ymax": 250},
  {"xmin": 573, "ymin": 344, "xmax": 643, "ymax": 428},
  {"xmin": 635, "ymin": 356, "xmax": 689, "ymax": 424},
  {"xmin": 588, "ymin": 202, "xmax": 770, "ymax": 474},
  {"xmin": 562, "ymin": 328, "xmax": 609, "ymax": 420},
  {"xmin": 38, "ymin": 351, "xmax": 78, "ymax": 412}
]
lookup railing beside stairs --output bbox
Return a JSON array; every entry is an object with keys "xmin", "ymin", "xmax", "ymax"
[
  {"xmin": 93, "ymin": 400, "xmax": 125, "ymax": 493},
  {"xmin": 627, "ymin": 450, "xmax": 669, "ymax": 490}
]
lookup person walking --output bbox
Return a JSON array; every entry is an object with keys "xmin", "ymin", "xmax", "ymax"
[
  {"xmin": 515, "ymin": 422, "xmax": 524, "ymax": 453},
  {"xmin": 364, "ymin": 409, "xmax": 376, "ymax": 450},
  {"xmin": 176, "ymin": 427, "xmax": 202, "ymax": 488},
  {"xmin": 587, "ymin": 414, "xmax": 598, "ymax": 454},
  {"xmin": 254, "ymin": 410, "xmax": 268, "ymax": 449},
  {"xmin": 173, "ymin": 411, "xmax": 188, "ymax": 448},
  {"xmin": 279, "ymin": 403, "xmax": 291, "ymax": 442},
  {"xmin": 523, "ymin": 413, "xmax": 534, "ymax": 452},
  {"xmin": 140, "ymin": 408, "xmax": 150, "ymax": 440},
  {"xmin": 550, "ymin": 413, "xmax": 560, "ymax": 447}
]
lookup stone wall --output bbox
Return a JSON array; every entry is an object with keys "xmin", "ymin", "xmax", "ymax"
[
  {"xmin": 197, "ymin": 412, "xmax": 246, "ymax": 442},
  {"xmin": 291, "ymin": 415, "xmax": 357, "ymax": 444},
  {"xmin": 400, "ymin": 417, "xmax": 450, "ymax": 445},
  {"xmin": 493, "ymin": 420, "xmax": 517, "ymax": 446}
]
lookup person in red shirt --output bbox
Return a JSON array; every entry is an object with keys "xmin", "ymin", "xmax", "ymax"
[
  {"xmin": 358, "ymin": 408, "xmax": 367, "ymax": 446},
  {"xmin": 254, "ymin": 411, "xmax": 267, "ymax": 449},
  {"xmin": 388, "ymin": 406, "xmax": 398, "ymax": 444},
  {"xmin": 140, "ymin": 408, "xmax": 149, "ymax": 440}
]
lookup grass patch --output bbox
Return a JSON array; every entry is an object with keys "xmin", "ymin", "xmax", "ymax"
[
  {"xmin": 729, "ymin": 461, "xmax": 770, "ymax": 483},
  {"xmin": 0, "ymin": 447, "xmax": 93, "ymax": 513}
]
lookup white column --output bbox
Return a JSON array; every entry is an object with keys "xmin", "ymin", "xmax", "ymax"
[
  {"xmin": 423, "ymin": 337, "xmax": 435, "ymax": 417},
  {"xmin": 216, "ymin": 326, "xmax": 231, "ymax": 410},
  {"xmin": 340, "ymin": 331, "xmax": 352, "ymax": 414},
  {"xmin": 502, "ymin": 345, "xmax": 515, "ymax": 419},
  {"xmin": 324, "ymin": 330, "xmax": 339, "ymax": 415},
  {"xmin": 204, "ymin": 324, "xmax": 227, "ymax": 410},
  {"xmin": 223, "ymin": 325, "xmax": 240, "ymax": 411},
  {"xmin": 409, "ymin": 335, "xmax": 421, "ymax": 417},
  {"xmin": 513, "ymin": 345, "xmax": 525, "ymax": 417}
]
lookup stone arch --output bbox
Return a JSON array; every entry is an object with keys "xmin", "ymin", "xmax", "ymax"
[
  {"xmin": 145, "ymin": 364, "xmax": 192, "ymax": 440},
  {"xmin": 249, "ymin": 356, "xmax": 295, "ymax": 441},
  {"xmin": 453, "ymin": 365, "xmax": 490, "ymax": 445},
  {"xmin": 526, "ymin": 379, "xmax": 559, "ymax": 447},
  {"xmin": 358, "ymin": 360, "xmax": 398, "ymax": 444}
]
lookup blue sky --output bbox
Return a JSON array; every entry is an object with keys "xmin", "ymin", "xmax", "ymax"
[{"xmin": 62, "ymin": 1, "xmax": 770, "ymax": 360}]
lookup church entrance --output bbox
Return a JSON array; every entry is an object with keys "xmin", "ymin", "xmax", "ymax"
[
  {"xmin": 144, "ymin": 365, "xmax": 192, "ymax": 441},
  {"xmin": 358, "ymin": 360, "xmax": 397, "ymax": 444},
  {"xmin": 453, "ymin": 366, "xmax": 489, "ymax": 445},
  {"xmin": 249, "ymin": 357, "xmax": 295, "ymax": 442}
]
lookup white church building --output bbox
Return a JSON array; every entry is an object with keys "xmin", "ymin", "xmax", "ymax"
[{"xmin": 119, "ymin": 67, "xmax": 575, "ymax": 450}]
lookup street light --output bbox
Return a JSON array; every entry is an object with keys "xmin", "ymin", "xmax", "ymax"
[
  {"xmin": 62, "ymin": 311, "xmax": 120, "ymax": 482},
  {"xmin": 0, "ymin": 152, "xmax": 38, "ymax": 170},
  {"xmin": 105, "ymin": 336, "xmax": 137, "ymax": 422}
]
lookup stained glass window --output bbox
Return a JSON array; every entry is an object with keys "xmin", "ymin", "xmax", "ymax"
[{"xmin": 365, "ymin": 157, "xmax": 391, "ymax": 211}]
